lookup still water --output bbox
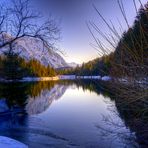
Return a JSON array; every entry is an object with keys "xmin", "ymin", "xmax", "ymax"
[{"xmin": 0, "ymin": 81, "xmax": 138, "ymax": 148}]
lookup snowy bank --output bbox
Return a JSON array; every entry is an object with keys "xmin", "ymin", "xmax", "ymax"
[
  {"xmin": 76, "ymin": 76, "xmax": 101, "ymax": 80},
  {"xmin": 21, "ymin": 76, "xmax": 59, "ymax": 82},
  {"xmin": 59, "ymin": 75, "xmax": 76, "ymax": 80},
  {"xmin": 0, "ymin": 136, "xmax": 28, "ymax": 148},
  {"xmin": 0, "ymin": 75, "xmax": 112, "ymax": 82},
  {"xmin": 24, "ymin": 75, "xmax": 111, "ymax": 81},
  {"xmin": 101, "ymin": 76, "xmax": 111, "ymax": 81},
  {"xmin": 116, "ymin": 77, "xmax": 148, "ymax": 89},
  {"xmin": 76, "ymin": 75, "xmax": 111, "ymax": 81}
]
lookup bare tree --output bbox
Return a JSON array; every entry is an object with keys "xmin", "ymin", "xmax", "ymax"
[{"xmin": 0, "ymin": 0, "xmax": 60, "ymax": 55}]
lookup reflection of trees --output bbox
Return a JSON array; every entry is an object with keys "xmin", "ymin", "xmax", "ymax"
[
  {"xmin": 0, "ymin": 82, "xmax": 68, "ymax": 146},
  {"xmin": 114, "ymin": 92, "xmax": 148, "ymax": 147},
  {"xmin": 95, "ymin": 82, "xmax": 148, "ymax": 147},
  {"xmin": 0, "ymin": 83, "xmax": 29, "ymax": 108},
  {"xmin": 0, "ymin": 80, "xmax": 147, "ymax": 147},
  {"xmin": 0, "ymin": 82, "xmax": 57, "ymax": 109},
  {"xmin": 58, "ymin": 80, "xmax": 113, "ymax": 98},
  {"xmin": 0, "ymin": 81, "xmax": 68, "ymax": 115},
  {"xmin": 25, "ymin": 80, "xmax": 116, "ymax": 117},
  {"xmin": 95, "ymin": 112, "xmax": 139, "ymax": 147},
  {"xmin": 0, "ymin": 80, "xmax": 113, "ymax": 113},
  {"xmin": 64, "ymin": 80, "xmax": 147, "ymax": 147},
  {"xmin": 64, "ymin": 80, "xmax": 139, "ymax": 147},
  {"xmin": 27, "ymin": 82, "xmax": 56, "ymax": 98}
]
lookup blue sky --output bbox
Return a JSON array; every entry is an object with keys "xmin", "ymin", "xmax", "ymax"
[
  {"xmin": 36, "ymin": 0, "xmax": 147, "ymax": 64},
  {"xmin": 1, "ymin": 0, "xmax": 147, "ymax": 64}
]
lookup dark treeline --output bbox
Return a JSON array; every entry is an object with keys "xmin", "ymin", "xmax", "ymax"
[
  {"xmin": 59, "ymin": 53, "xmax": 113, "ymax": 76},
  {"xmin": 0, "ymin": 54, "xmax": 56, "ymax": 80}
]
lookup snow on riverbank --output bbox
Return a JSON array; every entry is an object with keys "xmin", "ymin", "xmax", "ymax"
[
  {"xmin": 59, "ymin": 75, "xmax": 111, "ymax": 81},
  {"xmin": 21, "ymin": 76, "xmax": 59, "ymax": 82},
  {"xmin": 0, "ymin": 75, "xmax": 112, "ymax": 82},
  {"xmin": 0, "ymin": 136, "xmax": 28, "ymax": 148},
  {"xmin": 116, "ymin": 77, "xmax": 148, "ymax": 89},
  {"xmin": 101, "ymin": 76, "xmax": 111, "ymax": 81}
]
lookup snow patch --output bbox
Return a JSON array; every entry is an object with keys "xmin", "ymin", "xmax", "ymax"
[
  {"xmin": 0, "ymin": 136, "xmax": 28, "ymax": 148},
  {"xmin": 21, "ymin": 77, "xmax": 59, "ymax": 82},
  {"xmin": 101, "ymin": 76, "xmax": 111, "ymax": 81},
  {"xmin": 59, "ymin": 75, "xmax": 76, "ymax": 80}
]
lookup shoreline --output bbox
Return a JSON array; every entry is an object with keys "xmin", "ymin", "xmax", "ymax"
[{"xmin": 0, "ymin": 75, "xmax": 111, "ymax": 83}]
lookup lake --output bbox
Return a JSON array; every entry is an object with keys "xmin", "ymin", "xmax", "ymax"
[{"xmin": 0, "ymin": 80, "xmax": 139, "ymax": 148}]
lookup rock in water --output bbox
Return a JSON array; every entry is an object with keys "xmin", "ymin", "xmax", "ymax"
[{"xmin": 0, "ymin": 99, "xmax": 9, "ymax": 113}]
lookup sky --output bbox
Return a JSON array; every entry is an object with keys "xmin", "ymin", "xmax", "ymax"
[
  {"xmin": 1, "ymin": 0, "xmax": 148, "ymax": 64},
  {"xmin": 35, "ymin": 0, "xmax": 147, "ymax": 64}
]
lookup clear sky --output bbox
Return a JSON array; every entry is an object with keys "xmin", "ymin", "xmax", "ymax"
[{"xmin": 1, "ymin": 0, "xmax": 148, "ymax": 64}]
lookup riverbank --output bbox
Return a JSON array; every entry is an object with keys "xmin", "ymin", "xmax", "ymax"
[{"xmin": 0, "ymin": 75, "xmax": 111, "ymax": 82}]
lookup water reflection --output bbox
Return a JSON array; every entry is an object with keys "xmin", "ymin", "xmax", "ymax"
[
  {"xmin": 0, "ymin": 80, "xmax": 112, "ymax": 115},
  {"xmin": 0, "ymin": 82, "xmax": 60, "ymax": 114},
  {"xmin": 26, "ymin": 84, "xmax": 68, "ymax": 115},
  {"xmin": 0, "ymin": 80, "xmax": 147, "ymax": 147}
]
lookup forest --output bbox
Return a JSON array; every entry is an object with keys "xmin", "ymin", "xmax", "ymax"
[{"xmin": 0, "ymin": 54, "xmax": 56, "ymax": 80}]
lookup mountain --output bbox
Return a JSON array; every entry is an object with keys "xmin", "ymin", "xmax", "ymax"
[
  {"xmin": 0, "ymin": 34, "xmax": 68, "ymax": 69},
  {"xmin": 68, "ymin": 62, "xmax": 79, "ymax": 68}
]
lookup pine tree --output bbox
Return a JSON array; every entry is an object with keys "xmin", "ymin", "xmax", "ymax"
[{"xmin": 3, "ymin": 53, "xmax": 24, "ymax": 80}]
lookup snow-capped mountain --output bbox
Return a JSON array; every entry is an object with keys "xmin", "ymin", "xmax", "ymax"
[
  {"xmin": 68, "ymin": 62, "xmax": 79, "ymax": 68},
  {"xmin": 0, "ymin": 34, "xmax": 68, "ymax": 68}
]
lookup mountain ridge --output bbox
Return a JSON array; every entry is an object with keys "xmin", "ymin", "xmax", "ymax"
[{"xmin": 0, "ymin": 34, "xmax": 69, "ymax": 69}]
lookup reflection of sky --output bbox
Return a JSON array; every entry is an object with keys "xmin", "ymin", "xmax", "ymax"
[
  {"xmin": 1, "ymin": 0, "xmax": 147, "ymax": 63},
  {"xmin": 0, "ymin": 83, "xmax": 137, "ymax": 147},
  {"xmin": 36, "ymin": 87, "xmax": 135, "ymax": 147}
]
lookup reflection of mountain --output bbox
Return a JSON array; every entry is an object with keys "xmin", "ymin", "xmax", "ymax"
[
  {"xmin": 26, "ymin": 85, "xmax": 68, "ymax": 115},
  {"xmin": 0, "ymin": 80, "xmax": 109, "ymax": 112},
  {"xmin": 0, "ymin": 80, "xmax": 147, "ymax": 147}
]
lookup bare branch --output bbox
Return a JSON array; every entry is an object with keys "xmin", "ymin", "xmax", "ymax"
[{"xmin": 0, "ymin": 0, "xmax": 60, "ymax": 54}]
